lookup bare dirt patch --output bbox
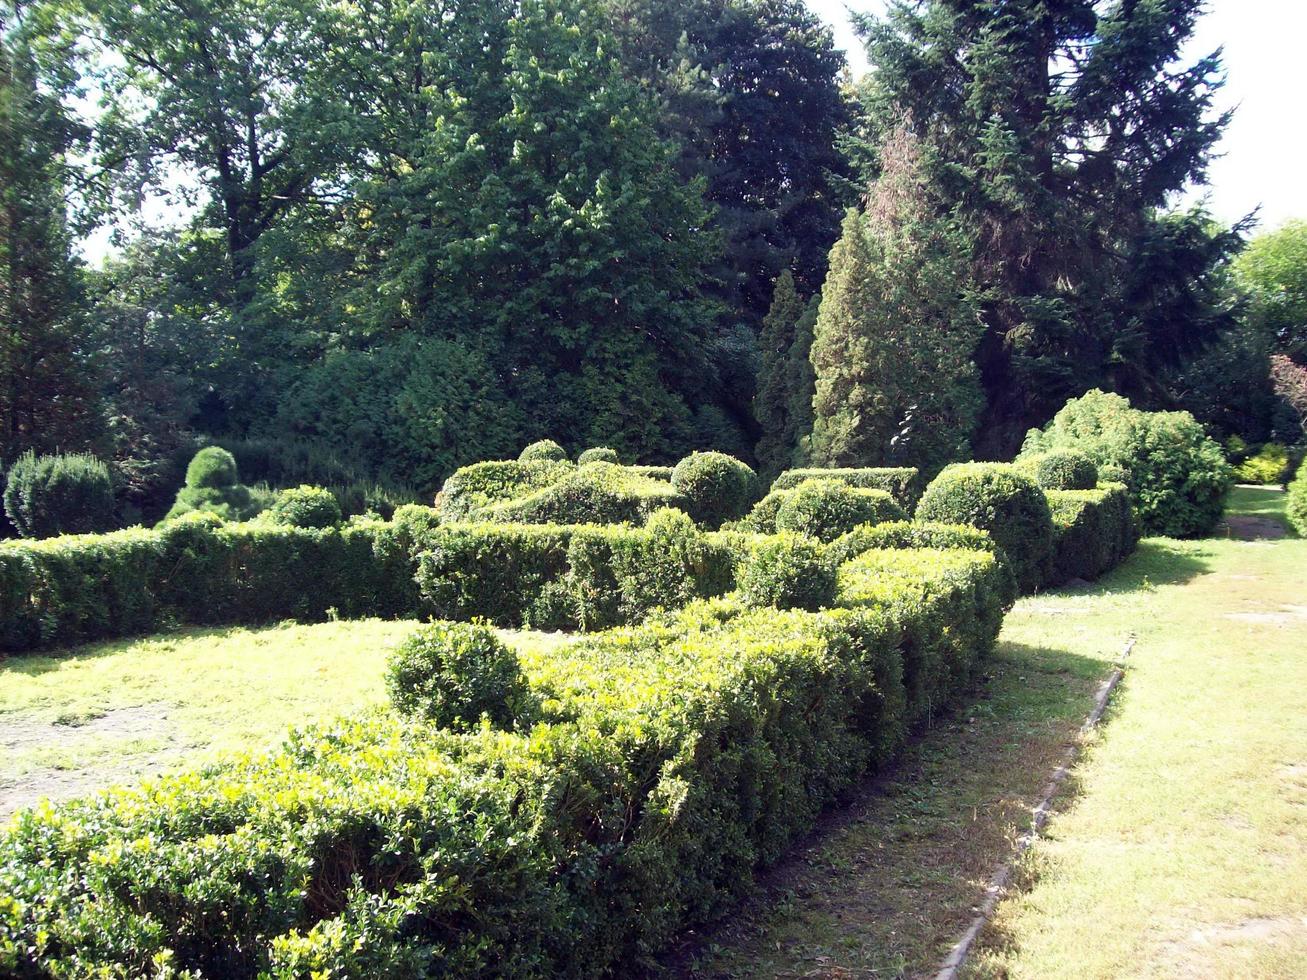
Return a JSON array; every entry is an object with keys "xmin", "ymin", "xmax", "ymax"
[
  {"xmin": 1216, "ymin": 515, "xmax": 1288, "ymax": 541},
  {"xmin": 1153, "ymin": 916, "xmax": 1307, "ymax": 977}
]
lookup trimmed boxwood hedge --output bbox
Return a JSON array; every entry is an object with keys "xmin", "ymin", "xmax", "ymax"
[
  {"xmin": 482, "ymin": 462, "xmax": 689, "ymax": 526},
  {"xmin": 0, "ymin": 544, "xmax": 1010, "ymax": 977},
  {"xmin": 774, "ymin": 479, "xmax": 906, "ymax": 543},
  {"xmin": 436, "ymin": 460, "xmax": 575, "ymax": 520},
  {"xmin": 771, "ymin": 467, "xmax": 920, "ymax": 507},
  {"xmin": 1045, "ymin": 485, "xmax": 1138, "ymax": 585}
]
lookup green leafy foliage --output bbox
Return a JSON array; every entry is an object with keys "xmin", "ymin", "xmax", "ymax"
[
  {"xmin": 736, "ymin": 532, "xmax": 836, "ymax": 611},
  {"xmin": 165, "ymin": 447, "xmax": 266, "ymax": 523},
  {"xmin": 1287, "ymin": 467, "xmax": 1307, "ymax": 536},
  {"xmin": 671, "ymin": 451, "xmax": 760, "ymax": 528},
  {"xmin": 771, "ymin": 467, "xmax": 920, "ymax": 507},
  {"xmin": 1025, "ymin": 451, "xmax": 1100, "ymax": 491},
  {"xmin": 385, "ymin": 622, "xmax": 533, "ymax": 731},
  {"xmin": 916, "ymin": 463, "xmax": 1054, "ymax": 593},
  {"xmin": 578, "ymin": 447, "xmax": 620, "ymax": 464},
  {"xmin": 774, "ymin": 479, "xmax": 906, "ymax": 543},
  {"xmin": 436, "ymin": 460, "xmax": 576, "ymax": 521},
  {"xmin": 185, "ymin": 446, "xmax": 240, "ymax": 489},
  {"xmin": 1021, "ymin": 390, "xmax": 1232, "ymax": 537},
  {"xmin": 1045, "ymin": 486, "xmax": 1139, "ymax": 586},
  {"xmin": 1235, "ymin": 443, "xmax": 1292, "ymax": 485},
  {"xmin": 267, "ymin": 485, "xmax": 343, "ymax": 529},
  {"xmin": 483, "ymin": 463, "xmax": 690, "ymax": 526},
  {"xmin": 519, "ymin": 440, "xmax": 569, "ymax": 463},
  {"xmin": 2, "ymin": 452, "xmax": 116, "ymax": 539}
]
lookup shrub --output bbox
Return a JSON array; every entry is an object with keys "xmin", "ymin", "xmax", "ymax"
[
  {"xmin": 916, "ymin": 463, "xmax": 1055, "ymax": 592},
  {"xmin": 1287, "ymin": 467, "xmax": 1307, "ymax": 536},
  {"xmin": 774, "ymin": 479, "xmax": 906, "ymax": 543},
  {"xmin": 3, "ymin": 452, "xmax": 116, "ymax": 538},
  {"xmin": 827, "ymin": 520, "xmax": 1001, "ymax": 565},
  {"xmin": 736, "ymin": 533, "xmax": 837, "ymax": 611},
  {"xmin": 185, "ymin": 446, "xmax": 240, "ymax": 488},
  {"xmin": 519, "ymin": 439, "xmax": 569, "ymax": 463},
  {"xmin": 1099, "ymin": 463, "xmax": 1130, "ymax": 486},
  {"xmin": 1020, "ymin": 390, "xmax": 1231, "ymax": 537},
  {"xmin": 437, "ymin": 459, "xmax": 574, "ymax": 520},
  {"xmin": 1235, "ymin": 443, "xmax": 1291, "ymax": 485},
  {"xmin": 626, "ymin": 465, "xmax": 674, "ymax": 481},
  {"xmin": 771, "ymin": 467, "xmax": 920, "ymax": 507},
  {"xmin": 578, "ymin": 446, "xmax": 620, "ymax": 464},
  {"xmin": 1045, "ymin": 486, "xmax": 1138, "ymax": 585},
  {"xmin": 671, "ymin": 451, "xmax": 759, "ymax": 528},
  {"xmin": 483, "ymin": 462, "xmax": 689, "ymax": 526},
  {"xmin": 385, "ymin": 622, "xmax": 533, "ymax": 731},
  {"xmin": 1029, "ymin": 450, "xmax": 1099, "ymax": 491},
  {"xmin": 267, "ymin": 485, "xmax": 343, "ymax": 528}
]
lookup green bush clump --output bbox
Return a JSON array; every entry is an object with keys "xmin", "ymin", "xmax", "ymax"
[
  {"xmin": 1020, "ymin": 390, "xmax": 1231, "ymax": 537},
  {"xmin": 436, "ymin": 459, "xmax": 574, "ymax": 520},
  {"xmin": 385, "ymin": 622, "xmax": 533, "ymax": 731},
  {"xmin": 578, "ymin": 446, "xmax": 620, "ymax": 464},
  {"xmin": 519, "ymin": 439, "xmax": 569, "ymax": 463},
  {"xmin": 626, "ymin": 464, "xmax": 674, "ymax": 480},
  {"xmin": 484, "ymin": 462, "xmax": 689, "ymax": 526},
  {"xmin": 771, "ymin": 467, "xmax": 920, "ymax": 507},
  {"xmin": 1235, "ymin": 443, "xmax": 1291, "ymax": 485},
  {"xmin": 774, "ymin": 479, "xmax": 906, "ymax": 543},
  {"xmin": 735, "ymin": 489, "xmax": 789, "ymax": 533},
  {"xmin": 736, "ymin": 533, "xmax": 836, "ymax": 611},
  {"xmin": 1098, "ymin": 462, "xmax": 1130, "ymax": 485},
  {"xmin": 1028, "ymin": 450, "xmax": 1099, "ymax": 490},
  {"xmin": 1045, "ymin": 486, "xmax": 1138, "ymax": 585},
  {"xmin": 3, "ymin": 451, "xmax": 116, "ymax": 539},
  {"xmin": 165, "ymin": 447, "xmax": 266, "ymax": 523},
  {"xmin": 827, "ymin": 519, "xmax": 1000, "ymax": 565},
  {"xmin": 916, "ymin": 463, "xmax": 1055, "ymax": 592},
  {"xmin": 671, "ymin": 451, "xmax": 759, "ymax": 528},
  {"xmin": 266, "ymin": 485, "xmax": 343, "ymax": 528},
  {"xmin": 1287, "ymin": 468, "xmax": 1307, "ymax": 536}
]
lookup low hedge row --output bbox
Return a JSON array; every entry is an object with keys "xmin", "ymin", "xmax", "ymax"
[
  {"xmin": 771, "ymin": 467, "xmax": 920, "ymax": 507},
  {"xmin": 0, "ymin": 544, "xmax": 1010, "ymax": 977},
  {"xmin": 1045, "ymin": 484, "xmax": 1137, "ymax": 586},
  {"xmin": 481, "ymin": 463, "xmax": 689, "ymax": 526},
  {"xmin": 738, "ymin": 483, "xmax": 905, "ymax": 537}
]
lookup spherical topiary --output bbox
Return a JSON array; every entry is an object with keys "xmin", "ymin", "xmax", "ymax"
[
  {"xmin": 186, "ymin": 447, "xmax": 239, "ymax": 489},
  {"xmin": 916, "ymin": 463, "xmax": 1055, "ymax": 592},
  {"xmin": 578, "ymin": 446, "xmax": 620, "ymax": 464},
  {"xmin": 267, "ymin": 485, "xmax": 342, "ymax": 528},
  {"xmin": 1287, "ymin": 467, "xmax": 1307, "ymax": 537},
  {"xmin": 3, "ymin": 451, "xmax": 116, "ymax": 539},
  {"xmin": 774, "ymin": 479, "xmax": 906, "ymax": 543},
  {"xmin": 385, "ymin": 622, "xmax": 534, "ymax": 731},
  {"xmin": 671, "ymin": 451, "xmax": 759, "ymax": 528},
  {"xmin": 737, "ymin": 533, "xmax": 837, "ymax": 611},
  {"xmin": 1033, "ymin": 451, "xmax": 1099, "ymax": 491},
  {"xmin": 519, "ymin": 439, "xmax": 569, "ymax": 463}
]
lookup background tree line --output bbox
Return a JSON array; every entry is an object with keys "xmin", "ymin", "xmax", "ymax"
[{"xmin": 2, "ymin": 0, "xmax": 1303, "ymax": 526}]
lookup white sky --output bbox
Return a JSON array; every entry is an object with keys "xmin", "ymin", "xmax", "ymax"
[{"xmin": 810, "ymin": 0, "xmax": 1307, "ymax": 233}]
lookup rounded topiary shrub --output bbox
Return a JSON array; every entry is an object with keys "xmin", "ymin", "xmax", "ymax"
[
  {"xmin": 774, "ymin": 479, "xmax": 906, "ymax": 543},
  {"xmin": 1033, "ymin": 451, "xmax": 1099, "ymax": 491},
  {"xmin": 185, "ymin": 447, "xmax": 240, "ymax": 489},
  {"xmin": 578, "ymin": 446, "xmax": 620, "ymax": 464},
  {"xmin": 1098, "ymin": 463, "xmax": 1130, "ymax": 486},
  {"xmin": 737, "ymin": 533, "xmax": 837, "ymax": 611},
  {"xmin": 519, "ymin": 439, "xmax": 569, "ymax": 463},
  {"xmin": 916, "ymin": 463, "xmax": 1054, "ymax": 592},
  {"xmin": 385, "ymin": 622, "xmax": 533, "ymax": 731},
  {"xmin": 1287, "ymin": 467, "xmax": 1307, "ymax": 538},
  {"xmin": 267, "ymin": 485, "xmax": 342, "ymax": 528},
  {"xmin": 671, "ymin": 451, "xmax": 758, "ymax": 528},
  {"xmin": 2, "ymin": 451, "xmax": 116, "ymax": 538}
]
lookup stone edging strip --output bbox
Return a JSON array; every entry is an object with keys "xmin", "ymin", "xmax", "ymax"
[{"xmin": 934, "ymin": 633, "xmax": 1138, "ymax": 980}]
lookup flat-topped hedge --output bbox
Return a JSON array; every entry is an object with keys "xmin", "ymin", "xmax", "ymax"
[
  {"xmin": 1045, "ymin": 484, "xmax": 1137, "ymax": 585},
  {"xmin": 0, "ymin": 544, "xmax": 1010, "ymax": 977},
  {"xmin": 771, "ymin": 466, "xmax": 920, "ymax": 507}
]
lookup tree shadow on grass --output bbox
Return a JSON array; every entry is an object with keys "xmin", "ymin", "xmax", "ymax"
[
  {"xmin": 655, "ymin": 639, "xmax": 1117, "ymax": 979},
  {"xmin": 1043, "ymin": 538, "xmax": 1215, "ymax": 600}
]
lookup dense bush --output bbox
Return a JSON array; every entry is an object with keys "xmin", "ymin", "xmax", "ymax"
[
  {"xmin": 519, "ymin": 439, "xmax": 569, "ymax": 463},
  {"xmin": 735, "ymin": 488, "xmax": 790, "ymax": 533},
  {"xmin": 2, "ymin": 452, "xmax": 116, "ymax": 538},
  {"xmin": 1026, "ymin": 450, "xmax": 1099, "ymax": 490},
  {"xmin": 671, "ymin": 451, "xmax": 759, "ymax": 527},
  {"xmin": 1287, "ymin": 467, "xmax": 1307, "ymax": 536},
  {"xmin": 826, "ymin": 520, "xmax": 1002, "ymax": 565},
  {"xmin": 916, "ymin": 463, "xmax": 1055, "ymax": 592},
  {"xmin": 436, "ymin": 459, "xmax": 574, "ymax": 520},
  {"xmin": 578, "ymin": 446, "xmax": 620, "ymax": 464},
  {"xmin": 771, "ymin": 467, "xmax": 920, "ymax": 507},
  {"xmin": 0, "ymin": 545, "xmax": 1009, "ymax": 977},
  {"xmin": 774, "ymin": 479, "xmax": 905, "ymax": 542},
  {"xmin": 1045, "ymin": 486, "xmax": 1138, "ymax": 585},
  {"xmin": 1020, "ymin": 390, "xmax": 1231, "ymax": 537},
  {"xmin": 626, "ymin": 465, "xmax": 674, "ymax": 481},
  {"xmin": 165, "ymin": 447, "xmax": 267, "ymax": 523},
  {"xmin": 1234, "ymin": 442, "xmax": 1292, "ymax": 485},
  {"xmin": 266, "ymin": 485, "xmax": 343, "ymax": 528},
  {"xmin": 484, "ymin": 462, "xmax": 689, "ymax": 526},
  {"xmin": 736, "ymin": 533, "xmax": 837, "ymax": 611},
  {"xmin": 1098, "ymin": 462, "xmax": 1130, "ymax": 485},
  {"xmin": 385, "ymin": 622, "xmax": 533, "ymax": 731}
]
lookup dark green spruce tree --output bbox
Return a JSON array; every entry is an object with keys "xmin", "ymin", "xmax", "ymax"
[
  {"xmin": 856, "ymin": 0, "xmax": 1235, "ymax": 455},
  {"xmin": 753, "ymin": 270, "xmax": 805, "ymax": 479}
]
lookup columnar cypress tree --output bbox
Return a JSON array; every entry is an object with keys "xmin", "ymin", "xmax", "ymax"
[
  {"xmin": 855, "ymin": 0, "xmax": 1232, "ymax": 455},
  {"xmin": 754, "ymin": 270, "xmax": 805, "ymax": 479},
  {"xmin": 809, "ymin": 125, "xmax": 981, "ymax": 475}
]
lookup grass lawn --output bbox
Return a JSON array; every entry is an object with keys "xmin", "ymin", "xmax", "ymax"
[
  {"xmin": 675, "ymin": 486, "xmax": 1306, "ymax": 978},
  {"xmin": 0, "ymin": 619, "xmax": 569, "ymax": 818}
]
